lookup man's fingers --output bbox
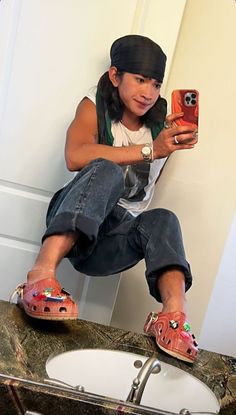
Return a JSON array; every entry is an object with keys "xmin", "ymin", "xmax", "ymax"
[{"xmin": 165, "ymin": 112, "xmax": 184, "ymax": 125}]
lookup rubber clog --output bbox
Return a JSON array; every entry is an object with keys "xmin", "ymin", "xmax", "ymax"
[
  {"xmin": 11, "ymin": 277, "xmax": 78, "ymax": 320},
  {"xmin": 144, "ymin": 311, "xmax": 198, "ymax": 363}
]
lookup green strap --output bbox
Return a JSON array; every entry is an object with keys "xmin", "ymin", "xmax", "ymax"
[
  {"xmin": 151, "ymin": 122, "xmax": 164, "ymax": 140},
  {"xmin": 105, "ymin": 111, "xmax": 114, "ymax": 146}
]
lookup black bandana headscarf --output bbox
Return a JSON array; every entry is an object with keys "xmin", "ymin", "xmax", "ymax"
[{"xmin": 110, "ymin": 34, "xmax": 167, "ymax": 83}]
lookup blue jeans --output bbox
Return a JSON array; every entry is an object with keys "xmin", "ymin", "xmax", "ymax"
[{"xmin": 43, "ymin": 158, "xmax": 192, "ymax": 302}]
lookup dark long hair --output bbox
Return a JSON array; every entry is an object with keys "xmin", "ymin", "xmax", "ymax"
[{"xmin": 97, "ymin": 71, "xmax": 167, "ymax": 128}]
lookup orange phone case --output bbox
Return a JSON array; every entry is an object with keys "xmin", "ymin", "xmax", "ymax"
[{"xmin": 171, "ymin": 89, "xmax": 199, "ymax": 129}]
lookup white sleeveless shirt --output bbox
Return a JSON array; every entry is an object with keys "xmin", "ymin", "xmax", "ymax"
[{"xmin": 86, "ymin": 87, "xmax": 167, "ymax": 217}]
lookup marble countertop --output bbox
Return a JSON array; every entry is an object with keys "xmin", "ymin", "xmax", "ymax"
[{"xmin": 0, "ymin": 300, "xmax": 235, "ymax": 415}]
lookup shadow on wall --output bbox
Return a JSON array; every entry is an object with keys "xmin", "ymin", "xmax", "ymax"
[{"xmin": 199, "ymin": 213, "xmax": 236, "ymax": 358}]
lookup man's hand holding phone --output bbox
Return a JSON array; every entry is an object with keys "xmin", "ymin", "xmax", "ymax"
[
  {"xmin": 166, "ymin": 89, "xmax": 199, "ymax": 145},
  {"xmin": 152, "ymin": 89, "xmax": 199, "ymax": 159},
  {"xmin": 171, "ymin": 89, "xmax": 199, "ymax": 129}
]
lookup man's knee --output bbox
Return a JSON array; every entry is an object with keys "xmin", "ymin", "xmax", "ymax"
[
  {"xmin": 90, "ymin": 158, "xmax": 124, "ymax": 189},
  {"xmin": 156, "ymin": 208, "xmax": 180, "ymax": 225},
  {"xmin": 95, "ymin": 158, "xmax": 123, "ymax": 175},
  {"xmin": 140, "ymin": 208, "xmax": 180, "ymax": 228}
]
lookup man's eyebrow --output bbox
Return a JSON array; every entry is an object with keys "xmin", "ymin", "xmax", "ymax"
[{"xmin": 140, "ymin": 74, "xmax": 162, "ymax": 83}]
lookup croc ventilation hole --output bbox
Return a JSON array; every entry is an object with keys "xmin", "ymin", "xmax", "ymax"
[
  {"xmin": 40, "ymin": 306, "xmax": 67, "ymax": 313},
  {"xmin": 162, "ymin": 337, "xmax": 171, "ymax": 345},
  {"xmin": 34, "ymin": 306, "xmax": 68, "ymax": 313}
]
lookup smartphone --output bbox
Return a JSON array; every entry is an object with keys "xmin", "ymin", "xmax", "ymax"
[{"xmin": 171, "ymin": 89, "xmax": 199, "ymax": 128}]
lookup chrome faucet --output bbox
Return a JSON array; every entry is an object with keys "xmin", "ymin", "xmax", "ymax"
[{"xmin": 126, "ymin": 356, "xmax": 161, "ymax": 405}]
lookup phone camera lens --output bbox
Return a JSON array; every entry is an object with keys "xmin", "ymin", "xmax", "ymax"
[{"xmin": 191, "ymin": 93, "xmax": 196, "ymax": 99}]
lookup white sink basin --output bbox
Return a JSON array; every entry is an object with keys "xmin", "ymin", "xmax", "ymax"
[{"xmin": 46, "ymin": 349, "xmax": 220, "ymax": 413}]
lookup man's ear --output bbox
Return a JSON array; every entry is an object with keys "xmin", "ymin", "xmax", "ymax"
[{"xmin": 108, "ymin": 66, "xmax": 120, "ymax": 87}]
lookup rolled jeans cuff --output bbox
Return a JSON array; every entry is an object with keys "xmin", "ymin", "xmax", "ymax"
[{"xmin": 42, "ymin": 212, "xmax": 99, "ymax": 256}]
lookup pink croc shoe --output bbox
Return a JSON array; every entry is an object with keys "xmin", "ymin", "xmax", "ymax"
[
  {"xmin": 10, "ymin": 277, "xmax": 78, "ymax": 321},
  {"xmin": 144, "ymin": 311, "xmax": 198, "ymax": 363}
]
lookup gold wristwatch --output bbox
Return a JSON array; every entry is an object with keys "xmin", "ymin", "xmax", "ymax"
[{"xmin": 141, "ymin": 143, "xmax": 153, "ymax": 162}]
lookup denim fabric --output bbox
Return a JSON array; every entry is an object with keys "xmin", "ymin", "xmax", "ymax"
[{"xmin": 43, "ymin": 158, "xmax": 192, "ymax": 302}]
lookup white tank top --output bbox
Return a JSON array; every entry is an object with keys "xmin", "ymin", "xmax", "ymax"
[{"xmin": 86, "ymin": 86, "xmax": 167, "ymax": 217}]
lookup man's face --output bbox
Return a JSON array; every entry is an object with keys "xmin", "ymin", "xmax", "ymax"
[{"xmin": 117, "ymin": 72, "xmax": 161, "ymax": 117}]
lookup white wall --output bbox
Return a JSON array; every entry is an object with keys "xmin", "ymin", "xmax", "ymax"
[
  {"xmin": 199, "ymin": 214, "xmax": 236, "ymax": 356},
  {"xmin": 111, "ymin": 0, "xmax": 236, "ymax": 358}
]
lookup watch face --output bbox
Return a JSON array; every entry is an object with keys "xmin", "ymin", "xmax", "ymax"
[
  {"xmin": 141, "ymin": 144, "xmax": 152, "ymax": 162},
  {"xmin": 142, "ymin": 146, "xmax": 151, "ymax": 156}
]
